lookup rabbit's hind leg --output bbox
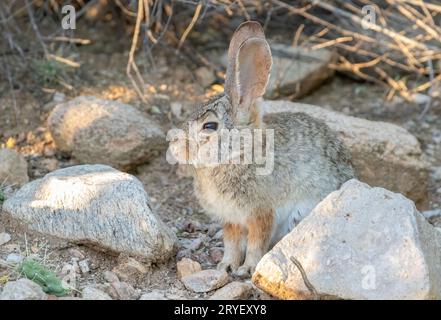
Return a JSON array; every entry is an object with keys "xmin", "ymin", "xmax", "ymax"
[{"xmin": 270, "ymin": 199, "xmax": 319, "ymax": 247}]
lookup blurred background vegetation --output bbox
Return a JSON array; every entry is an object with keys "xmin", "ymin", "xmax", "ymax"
[{"xmin": 1, "ymin": 0, "xmax": 440, "ymax": 104}]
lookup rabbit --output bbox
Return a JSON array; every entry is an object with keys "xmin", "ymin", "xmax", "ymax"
[{"xmin": 167, "ymin": 21, "xmax": 355, "ymax": 277}]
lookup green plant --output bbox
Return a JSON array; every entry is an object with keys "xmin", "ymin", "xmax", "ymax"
[
  {"xmin": 17, "ymin": 259, "xmax": 69, "ymax": 297},
  {"xmin": 33, "ymin": 59, "xmax": 67, "ymax": 84},
  {"xmin": 0, "ymin": 189, "xmax": 5, "ymax": 205}
]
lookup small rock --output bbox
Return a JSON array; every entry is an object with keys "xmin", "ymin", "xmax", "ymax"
[
  {"xmin": 112, "ymin": 256, "xmax": 149, "ymax": 281},
  {"xmin": 195, "ymin": 67, "xmax": 216, "ymax": 88},
  {"xmin": 70, "ymin": 259, "xmax": 81, "ymax": 273},
  {"xmin": 177, "ymin": 258, "xmax": 202, "ymax": 280},
  {"xmin": 209, "ymin": 281, "xmax": 253, "ymax": 300},
  {"xmin": 110, "ymin": 281, "xmax": 139, "ymax": 300},
  {"xmin": 61, "ymin": 264, "xmax": 77, "ymax": 290},
  {"xmin": 6, "ymin": 253, "xmax": 23, "ymax": 264},
  {"xmin": 209, "ymin": 247, "xmax": 224, "ymax": 264},
  {"xmin": 213, "ymin": 229, "xmax": 223, "ymax": 240},
  {"xmin": 0, "ymin": 233, "xmax": 11, "ymax": 246},
  {"xmin": 53, "ymin": 91, "xmax": 65, "ymax": 103},
  {"xmin": 2, "ymin": 165, "xmax": 177, "ymax": 262},
  {"xmin": 179, "ymin": 220, "xmax": 202, "ymax": 233},
  {"xmin": 139, "ymin": 291, "xmax": 167, "ymax": 300},
  {"xmin": 181, "ymin": 269, "xmax": 229, "ymax": 293},
  {"xmin": 432, "ymin": 167, "xmax": 441, "ymax": 181},
  {"xmin": 422, "ymin": 209, "xmax": 441, "ymax": 220},
  {"xmin": 0, "ymin": 279, "xmax": 48, "ymax": 300},
  {"xmin": 0, "ymin": 148, "xmax": 29, "ymax": 187},
  {"xmin": 97, "ymin": 283, "xmax": 119, "ymax": 299},
  {"xmin": 82, "ymin": 286, "xmax": 112, "ymax": 300},
  {"xmin": 182, "ymin": 238, "xmax": 202, "ymax": 251},
  {"xmin": 253, "ymin": 179, "xmax": 441, "ymax": 300},
  {"xmin": 207, "ymin": 224, "xmax": 220, "ymax": 237},
  {"xmin": 68, "ymin": 248, "xmax": 85, "ymax": 259},
  {"xmin": 103, "ymin": 271, "xmax": 120, "ymax": 283},
  {"xmin": 78, "ymin": 259, "xmax": 90, "ymax": 274},
  {"xmin": 412, "ymin": 93, "xmax": 431, "ymax": 105}
]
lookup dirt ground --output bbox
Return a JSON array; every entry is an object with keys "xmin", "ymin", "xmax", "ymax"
[{"xmin": 1, "ymin": 21, "xmax": 440, "ymax": 299}]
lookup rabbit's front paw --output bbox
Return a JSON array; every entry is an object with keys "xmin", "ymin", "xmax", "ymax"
[
  {"xmin": 217, "ymin": 259, "xmax": 240, "ymax": 272},
  {"xmin": 233, "ymin": 264, "xmax": 255, "ymax": 279}
]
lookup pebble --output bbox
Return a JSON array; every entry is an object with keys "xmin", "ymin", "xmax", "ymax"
[
  {"xmin": 103, "ymin": 271, "xmax": 120, "ymax": 283},
  {"xmin": 209, "ymin": 247, "xmax": 224, "ymax": 264},
  {"xmin": 0, "ymin": 232, "xmax": 11, "ymax": 246},
  {"xmin": 68, "ymin": 248, "xmax": 85, "ymax": 259},
  {"xmin": 6, "ymin": 253, "xmax": 23, "ymax": 264},
  {"xmin": 209, "ymin": 281, "xmax": 253, "ymax": 300},
  {"xmin": 433, "ymin": 167, "xmax": 441, "ymax": 181},
  {"xmin": 112, "ymin": 256, "xmax": 149, "ymax": 281},
  {"xmin": 53, "ymin": 91, "xmax": 66, "ymax": 103},
  {"xmin": 82, "ymin": 286, "xmax": 112, "ymax": 300},
  {"xmin": 213, "ymin": 229, "xmax": 223, "ymax": 240},
  {"xmin": 177, "ymin": 257, "xmax": 202, "ymax": 280},
  {"xmin": 207, "ymin": 224, "xmax": 220, "ymax": 237},
  {"xmin": 422, "ymin": 209, "xmax": 441, "ymax": 220},
  {"xmin": 139, "ymin": 291, "xmax": 167, "ymax": 300},
  {"xmin": 412, "ymin": 93, "xmax": 431, "ymax": 105},
  {"xmin": 78, "ymin": 259, "xmax": 90, "ymax": 274},
  {"xmin": 181, "ymin": 269, "xmax": 229, "ymax": 293},
  {"xmin": 187, "ymin": 238, "xmax": 203, "ymax": 251},
  {"xmin": 110, "ymin": 281, "xmax": 139, "ymax": 300}
]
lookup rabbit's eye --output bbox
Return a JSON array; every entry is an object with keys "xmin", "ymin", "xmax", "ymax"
[{"xmin": 202, "ymin": 122, "xmax": 218, "ymax": 131}]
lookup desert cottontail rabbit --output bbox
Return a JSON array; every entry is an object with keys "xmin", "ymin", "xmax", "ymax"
[{"xmin": 168, "ymin": 21, "xmax": 354, "ymax": 277}]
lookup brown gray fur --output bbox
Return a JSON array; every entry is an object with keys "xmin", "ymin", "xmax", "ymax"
[{"xmin": 168, "ymin": 21, "xmax": 354, "ymax": 277}]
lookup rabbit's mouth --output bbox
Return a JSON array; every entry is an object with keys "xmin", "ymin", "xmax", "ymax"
[{"xmin": 167, "ymin": 139, "xmax": 189, "ymax": 165}]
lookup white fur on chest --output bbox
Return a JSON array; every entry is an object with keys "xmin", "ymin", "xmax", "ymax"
[
  {"xmin": 195, "ymin": 176, "xmax": 319, "ymax": 243},
  {"xmin": 195, "ymin": 184, "xmax": 251, "ymax": 226}
]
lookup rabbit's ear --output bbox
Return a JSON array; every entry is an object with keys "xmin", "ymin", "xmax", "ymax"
[
  {"xmin": 235, "ymin": 37, "xmax": 272, "ymax": 113},
  {"xmin": 225, "ymin": 21, "xmax": 266, "ymax": 108}
]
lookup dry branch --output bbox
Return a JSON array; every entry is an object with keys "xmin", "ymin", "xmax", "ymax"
[
  {"xmin": 1, "ymin": 0, "xmax": 440, "ymax": 103},
  {"xmin": 272, "ymin": 0, "xmax": 441, "ymax": 101}
]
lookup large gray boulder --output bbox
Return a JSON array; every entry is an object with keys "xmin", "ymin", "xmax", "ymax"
[
  {"xmin": 266, "ymin": 44, "xmax": 336, "ymax": 99},
  {"xmin": 253, "ymin": 179, "xmax": 441, "ymax": 300},
  {"xmin": 0, "ymin": 148, "xmax": 28, "ymax": 187},
  {"xmin": 47, "ymin": 96, "xmax": 166, "ymax": 170},
  {"xmin": 264, "ymin": 101, "xmax": 428, "ymax": 209},
  {"xmin": 2, "ymin": 165, "xmax": 176, "ymax": 262}
]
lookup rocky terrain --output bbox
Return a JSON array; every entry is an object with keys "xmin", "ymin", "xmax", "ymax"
[{"xmin": 1, "ymin": 38, "xmax": 440, "ymax": 300}]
